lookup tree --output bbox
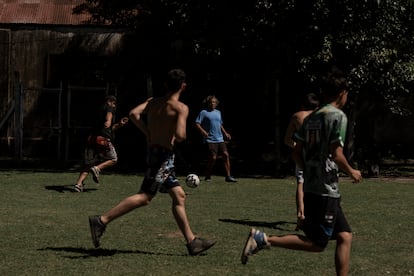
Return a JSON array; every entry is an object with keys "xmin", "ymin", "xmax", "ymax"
[
  {"xmin": 74, "ymin": 0, "xmax": 414, "ymax": 166},
  {"xmin": 74, "ymin": 0, "xmax": 413, "ymax": 109}
]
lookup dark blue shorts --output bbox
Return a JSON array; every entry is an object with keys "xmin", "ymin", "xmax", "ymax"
[{"xmin": 302, "ymin": 193, "xmax": 351, "ymax": 248}]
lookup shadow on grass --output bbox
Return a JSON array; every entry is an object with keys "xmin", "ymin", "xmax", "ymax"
[
  {"xmin": 44, "ymin": 185, "xmax": 98, "ymax": 193},
  {"xmin": 38, "ymin": 246, "xmax": 188, "ymax": 259},
  {"xmin": 219, "ymin": 218, "xmax": 296, "ymax": 231}
]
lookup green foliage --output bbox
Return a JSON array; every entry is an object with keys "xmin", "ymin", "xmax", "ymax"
[
  {"xmin": 74, "ymin": 0, "xmax": 414, "ymax": 114},
  {"xmin": 282, "ymin": 0, "xmax": 414, "ymax": 114},
  {"xmin": 0, "ymin": 171, "xmax": 413, "ymax": 275},
  {"xmin": 73, "ymin": 0, "xmax": 146, "ymax": 27}
]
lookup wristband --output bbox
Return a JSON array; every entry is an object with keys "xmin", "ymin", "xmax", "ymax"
[{"xmin": 296, "ymin": 169, "xmax": 304, "ymax": 184}]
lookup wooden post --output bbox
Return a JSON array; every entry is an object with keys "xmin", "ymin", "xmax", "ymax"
[
  {"xmin": 64, "ymin": 86, "xmax": 71, "ymax": 164},
  {"xmin": 14, "ymin": 81, "xmax": 23, "ymax": 160},
  {"xmin": 57, "ymin": 82, "xmax": 63, "ymax": 160},
  {"xmin": 274, "ymin": 76, "xmax": 281, "ymax": 176}
]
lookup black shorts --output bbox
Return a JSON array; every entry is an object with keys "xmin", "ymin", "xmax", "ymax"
[{"xmin": 302, "ymin": 193, "xmax": 352, "ymax": 248}]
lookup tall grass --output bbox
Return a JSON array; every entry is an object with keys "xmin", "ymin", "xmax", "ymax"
[{"xmin": 0, "ymin": 171, "xmax": 412, "ymax": 275}]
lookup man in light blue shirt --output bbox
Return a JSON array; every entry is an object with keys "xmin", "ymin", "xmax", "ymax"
[{"xmin": 195, "ymin": 95, "xmax": 237, "ymax": 182}]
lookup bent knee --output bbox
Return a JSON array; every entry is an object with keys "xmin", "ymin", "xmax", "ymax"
[
  {"xmin": 337, "ymin": 231, "xmax": 353, "ymax": 244},
  {"xmin": 140, "ymin": 194, "xmax": 154, "ymax": 206}
]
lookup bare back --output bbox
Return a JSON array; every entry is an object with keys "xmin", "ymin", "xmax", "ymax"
[
  {"xmin": 293, "ymin": 110, "xmax": 313, "ymax": 130},
  {"xmin": 284, "ymin": 110, "xmax": 314, "ymax": 148},
  {"xmin": 145, "ymin": 95, "xmax": 189, "ymax": 150}
]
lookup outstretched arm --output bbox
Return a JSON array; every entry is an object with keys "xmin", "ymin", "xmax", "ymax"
[{"xmin": 112, "ymin": 117, "xmax": 129, "ymax": 131}]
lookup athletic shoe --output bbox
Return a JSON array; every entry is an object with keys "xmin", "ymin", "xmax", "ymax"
[
  {"xmin": 73, "ymin": 184, "xmax": 84, "ymax": 192},
  {"xmin": 187, "ymin": 237, "xmax": 216, "ymax": 256},
  {"xmin": 89, "ymin": 215, "xmax": 106, "ymax": 248},
  {"xmin": 91, "ymin": 166, "xmax": 101, "ymax": 184},
  {"xmin": 204, "ymin": 176, "xmax": 211, "ymax": 182},
  {"xmin": 225, "ymin": 176, "xmax": 237, "ymax": 182},
  {"xmin": 241, "ymin": 228, "xmax": 271, "ymax": 264}
]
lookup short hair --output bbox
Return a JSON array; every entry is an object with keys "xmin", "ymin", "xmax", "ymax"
[
  {"xmin": 320, "ymin": 66, "xmax": 349, "ymax": 97},
  {"xmin": 302, "ymin": 93, "xmax": 319, "ymax": 110},
  {"xmin": 165, "ymin": 69, "xmax": 186, "ymax": 92},
  {"xmin": 106, "ymin": 95, "xmax": 117, "ymax": 102}
]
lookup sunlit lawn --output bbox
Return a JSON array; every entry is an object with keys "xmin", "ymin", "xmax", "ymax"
[{"xmin": 0, "ymin": 171, "xmax": 412, "ymax": 275}]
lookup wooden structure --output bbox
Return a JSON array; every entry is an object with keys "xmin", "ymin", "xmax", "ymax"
[{"xmin": 0, "ymin": 1, "xmax": 131, "ymax": 165}]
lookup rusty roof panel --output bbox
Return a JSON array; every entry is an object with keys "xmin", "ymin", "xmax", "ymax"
[{"xmin": 0, "ymin": 0, "xmax": 93, "ymax": 25}]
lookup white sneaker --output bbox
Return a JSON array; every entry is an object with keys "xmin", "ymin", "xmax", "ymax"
[
  {"xmin": 73, "ymin": 184, "xmax": 84, "ymax": 192},
  {"xmin": 241, "ymin": 228, "xmax": 271, "ymax": 264},
  {"xmin": 91, "ymin": 166, "xmax": 101, "ymax": 184}
]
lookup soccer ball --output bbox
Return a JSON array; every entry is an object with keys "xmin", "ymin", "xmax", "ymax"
[{"xmin": 185, "ymin": 174, "xmax": 200, "ymax": 188}]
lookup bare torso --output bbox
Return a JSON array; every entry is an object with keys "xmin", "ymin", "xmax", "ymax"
[{"xmin": 145, "ymin": 95, "xmax": 189, "ymax": 150}]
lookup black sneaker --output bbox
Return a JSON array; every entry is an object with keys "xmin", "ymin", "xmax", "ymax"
[
  {"xmin": 91, "ymin": 166, "xmax": 100, "ymax": 184},
  {"xmin": 187, "ymin": 237, "xmax": 216, "ymax": 256},
  {"xmin": 89, "ymin": 215, "xmax": 106, "ymax": 248},
  {"xmin": 225, "ymin": 176, "xmax": 237, "ymax": 182},
  {"xmin": 204, "ymin": 176, "xmax": 211, "ymax": 182}
]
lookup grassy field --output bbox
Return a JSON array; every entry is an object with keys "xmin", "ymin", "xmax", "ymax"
[{"xmin": 0, "ymin": 170, "xmax": 412, "ymax": 275}]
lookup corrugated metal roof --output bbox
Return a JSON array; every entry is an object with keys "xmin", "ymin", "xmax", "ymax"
[{"xmin": 0, "ymin": 0, "xmax": 93, "ymax": 25}]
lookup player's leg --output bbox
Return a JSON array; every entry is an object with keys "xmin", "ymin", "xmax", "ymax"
[
  {"xmin": 96, "ymin": 143, "xmax": 118, "ymax": 170},
  {"xmin": 89, "ymin": 192, "xmax": 153, "ymax": 247},
  {"xmin": 74, "ymin": 171, "xmax": 88, "ymax": 191},
  {"xmin": 168, "ymin": 185, "xmax": 216, "ymax": 255},
  {"xmin": 169, "ymin": 185, "xmax": 195, "ymax": 243},
  {"xmin": 335, "ymin": 231, "xmax": 352, "ymax": 276},
  {"xmin": 221, "ymin": 147, "xmax": 231, "ymax": 176},
  {"xmin": 91, "ymin": 143, "xmax": 118, "ymax": 183},
  {"xmin": 267, "ymin": 234, "xmax": 323, "ymax": 251},
  {"xmin": 98, "ymin": 163, "xmax": 163, "ymax": 226},
  {"xmin": 219, "ymin": 143, "xmax": 237, "ymax": 182},
  {"xmin": 205, "ymin": 143, "xmax": 218, "ymax": 180},
  {"xmin": 333, "ymin": 204, "xmax": 353, "ymax": 276},
  {"xmin": 242, "ymin": 194, "xmax": 330, "ymax": 264},
  {"xmin": 74, "ymin": 146, "xmax": 95, "ymax": 192},
  {"xmin": 241, "ymin": 229, "xmax": 324, "ymax": 264},
  {"xmin": 101, "ymin": 192, "xmax": 152, "ymax": 224}
]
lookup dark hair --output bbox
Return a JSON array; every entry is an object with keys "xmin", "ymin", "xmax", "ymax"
[
  {"xmin": 302, "ymin": 93, "xmax": 319, "ymax": 110},
  {"xmin": 105, "ymin": 95, "xmax": 117, "ymax": 102},
  {"xmin": 165, "ymin": 69, "xmax": 186, "ymax": 92},
  {"xmin": 320, "ymin": 66, "xmax": 349, "ymax": 97}
]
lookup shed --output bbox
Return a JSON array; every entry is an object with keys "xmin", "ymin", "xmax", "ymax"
[{"xmin": 0, "ymin": 0, "xmax": 138, "ymax": 165}]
